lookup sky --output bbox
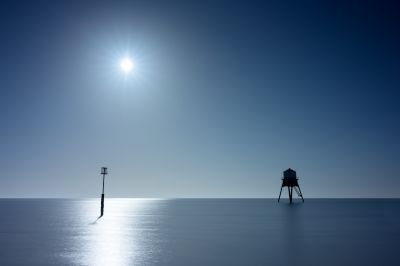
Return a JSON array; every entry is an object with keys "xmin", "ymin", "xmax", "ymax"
[{"xmin": 0, "ymin": 0, "xmax": 399, "ymax": 198}]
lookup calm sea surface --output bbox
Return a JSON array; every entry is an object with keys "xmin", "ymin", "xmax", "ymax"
[{"xmin": 0, "ymin": 199, "xmax": 399, "ymax": 266}]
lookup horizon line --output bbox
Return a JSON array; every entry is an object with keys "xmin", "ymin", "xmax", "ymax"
[{"xmin": 1, "ymin": 197, "xmax": 399, "ymax": 200}]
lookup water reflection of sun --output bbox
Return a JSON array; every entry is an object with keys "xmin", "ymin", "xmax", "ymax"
[{"xmin": 76, "ymin": 199, "xmax": 157, "ymax": 266}]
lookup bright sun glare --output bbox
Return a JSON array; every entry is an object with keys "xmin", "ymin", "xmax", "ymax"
[{"xmin": 120, "ymin": 57, "xmax": 133, "ymax": 73}]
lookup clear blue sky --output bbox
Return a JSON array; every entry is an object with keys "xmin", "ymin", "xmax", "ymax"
[{"xmin": 0, "ymin": 0, "xmax": 399, "ymax": 198}]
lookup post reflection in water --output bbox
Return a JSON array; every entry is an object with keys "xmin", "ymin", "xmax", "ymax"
[{"xmin": 71, "ymin": 199, "xmax": 162, "ymax": 266}]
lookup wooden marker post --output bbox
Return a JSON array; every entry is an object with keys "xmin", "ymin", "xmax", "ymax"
[{"xmin": 100, "ymin": 167, "xmax": 108, "ymax": 216}]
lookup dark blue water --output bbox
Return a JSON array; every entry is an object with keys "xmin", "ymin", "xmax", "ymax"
[{"xmin": 0, "ymin": 199, "xmax": 399, "ymax": 265}]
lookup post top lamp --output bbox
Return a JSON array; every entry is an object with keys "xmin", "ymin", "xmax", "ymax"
[{"xmin": 101, "ymin": 167, "xmax": 108, "ymax": 175}]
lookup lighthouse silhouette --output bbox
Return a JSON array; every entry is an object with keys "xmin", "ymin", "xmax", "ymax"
[{"xmin": 278, "ymin": 168, "xmax": 304, "ymax": 203}]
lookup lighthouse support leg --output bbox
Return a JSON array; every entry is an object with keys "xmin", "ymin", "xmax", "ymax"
[
  {"xmin": 278, "ymin": 186, "xmax": 283, "ymax": 202},
  {"xmin": 288, "ymin": 187, "xmax": 292, "ymax": 204},
  {"xmin": 297, "ymin": 185, "xmax": 304, "ymax": 202},
  {"xmin": 291, "ymin": 187, "xmax": 294, "ymax": 203}
]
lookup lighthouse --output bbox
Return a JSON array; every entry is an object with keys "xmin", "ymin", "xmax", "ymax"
[{"xmin": 278, "ymin": 168, "xmax": 304, "ymax": 203}]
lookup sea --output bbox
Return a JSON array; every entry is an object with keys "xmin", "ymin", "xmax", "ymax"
[{"xmin": 0, "ymin": 199, "xmax": 399, "ymax": 266}]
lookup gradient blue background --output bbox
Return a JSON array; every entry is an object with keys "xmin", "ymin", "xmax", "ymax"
[{"xmin": 0, "ymin": 0, "xmax": 399, "ymax": 198}]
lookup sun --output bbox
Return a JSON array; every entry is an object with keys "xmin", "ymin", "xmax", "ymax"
[{"xmin": 120, "ymin": 57, "xmax": 133, "ymax": 73}]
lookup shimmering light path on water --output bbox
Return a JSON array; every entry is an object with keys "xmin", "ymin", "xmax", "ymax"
[{"xmin": 0, "ymin": 199, "xmax": 399, "ymax": 265}]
